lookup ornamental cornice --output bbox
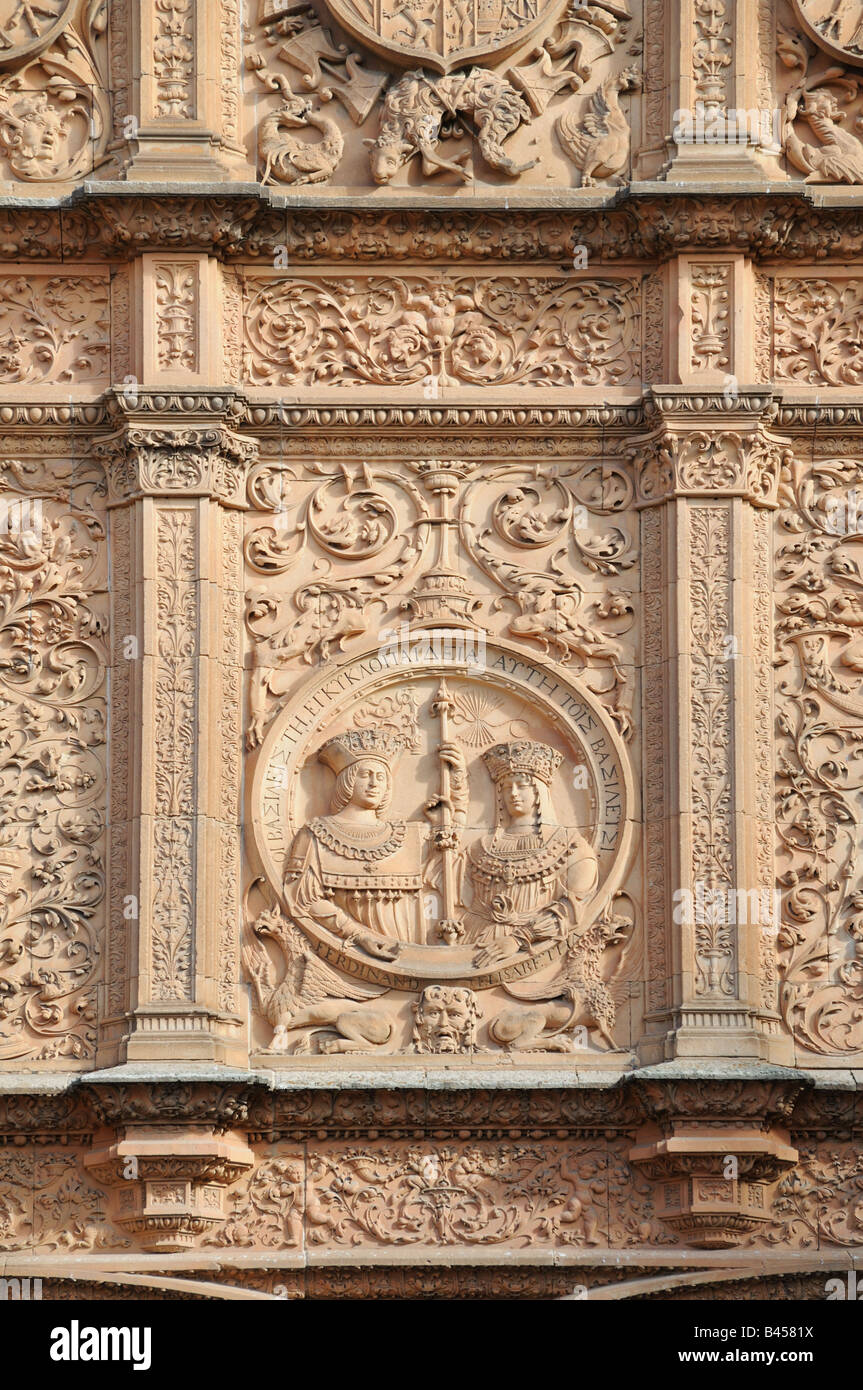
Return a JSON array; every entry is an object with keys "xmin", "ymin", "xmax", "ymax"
[
  {"xmin": 0, "ymin": 1076, "xmax": 852, "ymax": 1143},
  {"xmin": 3, "ymin": 191, "xmax": 863, "ymax": 263}
]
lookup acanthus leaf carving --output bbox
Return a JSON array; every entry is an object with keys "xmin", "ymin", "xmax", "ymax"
[{"xmin": 775, "ymin": 449, "xmax": 863, "ymax": 1054}]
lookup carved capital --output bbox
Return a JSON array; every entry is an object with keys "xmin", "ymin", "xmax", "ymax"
[
  {"xmin": 631, "ymin": 391, "xmax": 792, "ymax": 506},
  {"xmin": 97, "ymin": 391, "xmax": 257, "ymax": 504}
]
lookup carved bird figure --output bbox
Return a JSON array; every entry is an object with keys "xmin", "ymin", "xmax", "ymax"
[{"xmin": 556, "ymin": 66, "xmax": 641, "ymax": 186}]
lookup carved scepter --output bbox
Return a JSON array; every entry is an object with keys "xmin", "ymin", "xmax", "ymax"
[{"xmin": 431, "ymin": 679, "xmax": 463, "ymax": 945}]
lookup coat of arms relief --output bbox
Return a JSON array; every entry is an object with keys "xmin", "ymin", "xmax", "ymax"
[
  {"xmin": 243, "ymin": 455, "xmax": 641, "ymax": 1059},
  {"xmin": 244, "ymin": 0, "xmax": 643, "ymax": 188}
]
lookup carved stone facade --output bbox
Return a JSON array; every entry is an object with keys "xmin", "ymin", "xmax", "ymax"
[{"xmin": 2, "ymin": 0, "xmax": 863, "ymax": 1303}]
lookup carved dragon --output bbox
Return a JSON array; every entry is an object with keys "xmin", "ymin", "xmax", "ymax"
[{"xmin": 259, "ymin": 94, "xmax": 345, "ymax": 185}]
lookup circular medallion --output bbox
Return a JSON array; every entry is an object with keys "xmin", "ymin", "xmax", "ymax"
[
  {"xmin": 0, "ymin": 0, "xmax": 74, "ymax": 68},
  {"xmin": 250, "ymin": 637, "xmax": 633, "ymax": 991},
  {"xmin": 320, "ymin": 0, "xmax": 568, "ymax": 74},
  {"xmin": 791, "ymin": 0, "xmax": 863, "ymax": 67}
]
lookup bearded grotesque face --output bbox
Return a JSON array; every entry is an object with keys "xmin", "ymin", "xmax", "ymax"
[{"xmin": 413, "ymin": 985, "xmax": 477, "ymax": 1053}]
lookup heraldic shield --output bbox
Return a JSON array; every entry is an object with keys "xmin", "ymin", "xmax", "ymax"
[{"xmin": 321, "ymin": 0, "xmax": 569, "ymax": 74}]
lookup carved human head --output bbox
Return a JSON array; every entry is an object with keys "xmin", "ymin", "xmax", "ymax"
[
  {"xmin": 482, "ymin": 740, "xmax": 562, "ymax": 830},
  {"xmin": 318, "ymin": 729, "xmax": 401, "ymax": 814},
  {"xmin": 412, "ymin": 985, "xmax": 479, "ymax": 1053}
]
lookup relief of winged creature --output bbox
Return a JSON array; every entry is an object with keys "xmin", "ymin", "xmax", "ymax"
[
  {"xmin": 243, "ymin": 903, "xmax": 395, "ymax": 1053},
  {"xmin": 555, "ymin": 65, "xmax": 641, "ymax": 186}
]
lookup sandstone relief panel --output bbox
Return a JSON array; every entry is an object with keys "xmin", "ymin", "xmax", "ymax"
[
  {"xmin": 0, "ymin": 0, "xmax": 112, "ymax": 185},
  {"xmin": 0, "ymin": 270, "xmax": 113, "ymax": 395},
  {"xmin": 775, "ymin": 437, "xmax": 863, "ymax": 1060},
  {"xmin": 209, "ymin": 1139, "xmax": 667, "ymax": 1249},
  {"xmin": 242, "ymin": 0, "xmax": 644, "ymax": 190},
  {"xmin": 243, "ymin": 453, "xmax": 642, "ymax": 1059},
  {"xmin": 239, "ymin": 269, "xmax": 648, "ymax": 397},
  {"xmin": 776, "ymin": 0, "xmax": 863, "ymax": 183},
  {"xmin": 0, "ymin": 449, "xmax": 108, "ymax": 1063}
]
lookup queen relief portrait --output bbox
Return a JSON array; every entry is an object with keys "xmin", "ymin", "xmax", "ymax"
[{"xmin": 459, "ymin": 740, "xmax": 599, "ymax": 968}]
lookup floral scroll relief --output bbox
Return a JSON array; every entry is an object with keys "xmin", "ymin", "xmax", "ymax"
[
  {"xmin": 460, "ymin": 462, "xmax": 638, "ymax": 740},
  {"xmin": 0, "ymin": 1152, "xmax": 117, "ymax": 1252},
  {"xmin": 774, "ymin": 277, "xmax": 863, "ymax": 386},
  {"xmin": 152, "ymin": 508, "xmax": 197, "ymax": 1001},
  {"xmin": 242, "ymin": 275, "xmax": 643, "ymax": 390},
  {"xmin": 689, "ymin": 505, "xmax": 735, "ymax": 998},
  {"xmin": 775, "ymin": 451, "xmax": 863, "ymax": 1054},
  {"xmin": 245, "ymin": 460, "xmax": 430, "ymax": 747},
  {"xmin": 690, "ymin": 263, "xmax": 731, "ymax": 373},
  {"xmin": 154, "ymin": 263, "xmax": 198, "ymax": 373},
  {"xmin": 0, "ymin": 458, "xmax": 107, "ymax": 1061},
  {"xmin": 244, "ymin": 457, "xmax": 638, "ymax": 749},
  {"xmin": 693, "ymin": 0, "xmax": 732, "ymax": 116},
  {"xmin": 209, "ymin": 1142, "xmax": 669, "ymax": 1249},
  {"xmin": 765, "ymin": 1145, "xmax": 863, "ymax": 1249},
  {"xmin": 0, "ymin": 275, "xmax": 109, "ymax": 386},
  {"xmin": 153, "ymin": 0, "xmax": 195, "ymax": 119}
]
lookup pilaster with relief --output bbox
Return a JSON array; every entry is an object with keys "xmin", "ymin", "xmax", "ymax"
[
  {"xmin": 96, "ymin": 387, "xmax": 256, "ymax": 1065},
  {"xmin": 636, "ymin": 255, "xmax": 790, "ymax": 1064},
  {"xmin": 666, "ymin": 0, "xmax": 775, "ymax": 179},
  {"xmin": 123, "ymin": 0, "xmax": 249, "ymax": 181}
]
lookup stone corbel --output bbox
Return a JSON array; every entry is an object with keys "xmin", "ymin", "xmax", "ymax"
[
  {"xmin": 628, "ymin": 1080, "xmax": 804, "ymax": 1248},
  {"xmin": 82, "ymin": 1083, "xmax": 254, "ymax": 1252},
  {"xmin": 84, "ymin": 1125, "xmax": 255, "ymax": 1252}
]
